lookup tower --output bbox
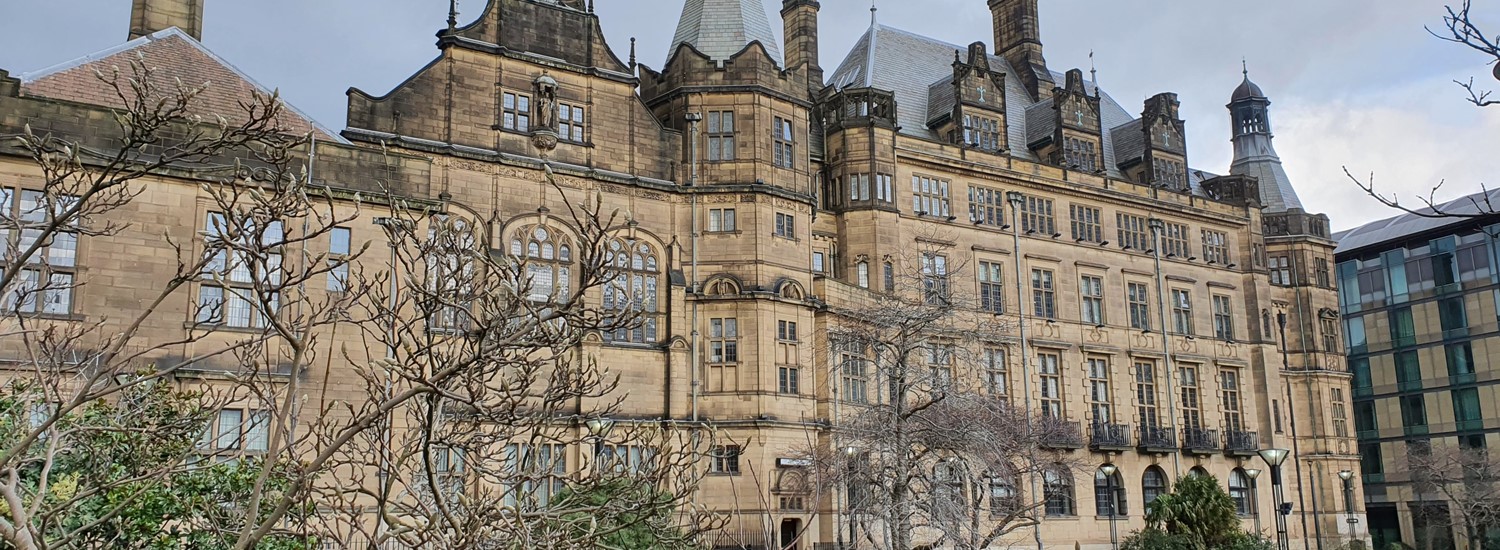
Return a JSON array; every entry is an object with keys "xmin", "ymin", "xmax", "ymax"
[
  {"xmin": 1227, "ymin": 71, "xmax": 1303, "ymax": 212},
  {"xmin": 129, "ymin": 0, "xmax": 205, "ymax": 41},
  {"xmin": 988, "ymin": 0, "xmax": 1053, "ymax": 99}
]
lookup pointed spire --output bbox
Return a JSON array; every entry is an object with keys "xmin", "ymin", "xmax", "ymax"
[
  {"xmin": 670, "ymin": 0, "xmax": 783, "ymax": 67},
  {"xmin": 448, "ymin": 0, "xmax": 459, "ymax": 30},
  {"xmin": 629, "ymin": 37, "xmax": 638, "ymax": 71},
  {"xmin": 1242, "ymin": 57, "xmax": 1248, "ymax": 79},
  {"xmin": 870, "ymin": 0, "xmax": 878, "ymax": 27}
]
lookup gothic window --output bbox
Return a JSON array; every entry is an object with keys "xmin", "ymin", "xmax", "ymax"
[
  {"xmin": 559, "ymin": 103, "xmax": 586, "ymax": 143},
  {"xmin": 707, "ymin": 111, "xmax": 735, "ymax": 161},
  {"xmin": 1142, "ymin": 466, "xmax": 1169, "ymax": 507},
  {"xmin": 502, "ymin": 92, "xmax": 531, "ymax": 131},
  {"xmin": 1230, "ymin": 469, "xmax": 1254, "ymax": 516},
  {"xmin": 1095, "ymin": 468, "xmax": 1127, "ymax": 517},
  {"xmin": 1043, "ymin": 467, "xmax": 1075, "ymax": 517},
  {"xmin": 426, "ymin": 216, "xmax": 477, "ymax": 332},
  {"xmin": 509, "ymin": 226, "xmax": 573, "ymax": 302},
  {"xmin": 601, "ymin": 238, "xmax": 660, "ymax": 344},
  {"xmin": 856, "ymin": 261, "xmax": 870, "ymax": 289}
]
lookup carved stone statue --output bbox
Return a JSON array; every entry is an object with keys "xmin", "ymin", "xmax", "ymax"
[{"xmin": 533, "ymin": 72, "xmax": 559, "ymax": 132}]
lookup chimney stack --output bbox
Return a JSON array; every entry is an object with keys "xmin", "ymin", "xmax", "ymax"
[
  {"xmin": 988, "ymin": 0, "xmax": 1052, "ymax": 99},
  {"xmin": 129, "ymin": 0, "xmax": 205, "ymax": 41},
  {"xmin": 781, "ymin": 0, "xmax": 823, "ymax": 94}
]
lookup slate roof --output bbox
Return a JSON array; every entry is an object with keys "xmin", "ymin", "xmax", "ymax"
[
  {"xmin": 1110, "ymin": 119, "xmax": 1145, "ymax": 167},
  {"xmin": 827, "ymin": 24, "xmax": 1138, "ymax": 179},
  {"xmin": 670, "ymin": 0, "xmax": 783, "ymax": 67},
  {"xmin": 1334, "ymin": 188, "xmax": 1500, "ymax": 255},
  {"xmin": 1232, "ymin": 76, "xmax": 1266, "ymax": 102},
  {"xmin": 19, "ymin": 28, "xmax": 339, "ymax": 142},
  {"xmin": 1023, "ymin": 99, "xmax": 1054, "ymax": 145}
]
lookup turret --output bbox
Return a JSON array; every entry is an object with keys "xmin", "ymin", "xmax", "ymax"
[{"xmin": 129, "ymin": 0, "xmax": 204, "ymax": 41}]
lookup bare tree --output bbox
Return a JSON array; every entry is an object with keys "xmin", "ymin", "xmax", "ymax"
[
  {"xmin": 0, "ymin": 56, "xmax": 721, "ymax": 550},
  {"xmin": 1429, "ymin": 0, "xmax": 1500, "ymax": 108},
  {"xmin": 1344, "ymin": 2, "xmax": 1500, "ymax": 219},
  {"xmin": 1409, "ymin": 444, "xmax": 1500, "ymax": 550},
  {"xmin": 800, "ymin": 240, "xmax": 1079, "ymax": 550}
]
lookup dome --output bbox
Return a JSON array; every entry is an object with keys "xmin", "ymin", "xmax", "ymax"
[{"xmin": 1231, "ymin": 76, "xmax": 1265, "ymax": 102}]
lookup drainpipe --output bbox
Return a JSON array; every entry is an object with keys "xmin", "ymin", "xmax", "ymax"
[
  {"xmin": 1149, "ymin": 218, "xmax": 1183, "ymax": 476},
  {"xmin": 1006, "ymin": 192, "xmax": 1043, "ymax": 550}
]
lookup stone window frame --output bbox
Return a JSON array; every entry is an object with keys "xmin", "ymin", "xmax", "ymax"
[
  {"xmin": 1212, "ymin": 294, "xmax": 1234, "ymax": 340},
  {"xmin": 1087, "ymin": 356, "xmax": 1113, "ymax": 424},
  {"xmin": 1070, "ymin": 204, "xmax": 1103, "ymax": 243},
  {"xmin": 1080, "ymin": 274, "xmax": 1105, "ymax": 326},
  {"xmin": 2, "ymin": 188, "xmax": 81, "ymax": 317},
  {"xmin": 558, "ymin": 102, "xmax": 587, "ymax": 143},
  {"xmin": 1202, "ymin": 229, "xmax": 1231, "ymax": 265},
  {"xmin": 1019, "ymin": 194, "xmax": 1056, "ymax": 236},
  {"xmin": 978, "ymin": 260, "xmax": 1006, "ymax": 314},
  {"xmin": 707, "ymin": 208, "xmax": 737, "ymax": 232},
  {"xmin": 197, "ymin": 211, "xmax": 283, "ymax": 329},
  {"xmin": 501, "ymin": 91, "xmax": 532, "ymax": 132},
  {"xmin": 1220, "ymin": 367, "xmax": 1244, "ymax": 432},
  {"xmin": 1127, "ymin": 281, "xmax": 1151, "ymax": 331},
  {"xmin": 773, "ymin": 116, "xmax": 795, "ymax": 169},
  {"xmin": 1063, "ymin": 136, "xmax": 1098, "ymax": 172},
  {"xmin": 706, "ymin": 111, "xmax": 736, "ymax": 161},
  {"xmin": 1170, "ymin": 288, "xmax": 1195, "ymax": 336},
  {"xmin": 911, "ymin": 174, "xmax": 952, "ymax": 218},
  {"xmin": 968, "ymin": 185, "xmax": 1006, "ymax": 227},
  {"xmin": 1117, "ymin": 212, "xmax": 1150, "ymax": 252},
  {"xmin": 962, "ymin": 114, "xmax": 1002, "ymax": 152},
  {"xmin": 1031, "ymin": 267, "xmax": 1056, "ymax": 319}
]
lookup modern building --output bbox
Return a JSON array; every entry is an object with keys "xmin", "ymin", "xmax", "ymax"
[
  {"xmin": 0, "ymin": 0, "xmax": 1364, "ymax": 547},
  {"xmin": 1336, "ymin": 190, "xmax": 1500, "ymax": 550}
]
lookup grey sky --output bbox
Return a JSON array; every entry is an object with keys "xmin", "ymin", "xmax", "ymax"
[{"xmin": 1, "ymin": 1, "xmax": 1495, "ymax": 231}]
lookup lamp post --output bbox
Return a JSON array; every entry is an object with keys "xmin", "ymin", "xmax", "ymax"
[
  {"xmin": 1006, "ymin": 191, "xmax": 1044, "ymax": 550},
  {"xmin": 1260, "ymin": 448, "xmax": 1292, "ymax": 550},
  {"xmin": 585, "ymin": 418, "xmax": 615, "ymax": 463},
  {"xmin": 844, "ymin": 445, "xmax": 859, "ymax": 549},
  {"xmin": 1245, "ymin": 468, "xmax": 1264, "ymax": 538},
  {"xmin": 1339, "ymin": 470, "xmax": 1360, "ymax": 546},
  {"xmin": 1100, "ymin": 464, "xmax": 1120, "ymax": 550}
]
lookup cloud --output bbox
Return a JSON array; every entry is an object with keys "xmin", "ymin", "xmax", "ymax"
[{"xmin": 1276, "ymin": 69, "xmax": 1500, "ymax": 231}]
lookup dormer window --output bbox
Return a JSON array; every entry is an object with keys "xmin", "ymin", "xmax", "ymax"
[
  {"xmin": 1063, "ymin": 137, "xmax": 1097, "ymax": 172},
  {"xmin": 963, "ymin": 115, "xmax": 1001, "ymax": 152}
]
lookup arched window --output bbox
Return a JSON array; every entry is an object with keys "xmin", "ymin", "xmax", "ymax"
[
  {"xmin": 1142, "ymin": 466, "xmax": 1169, "ymax": 509},
  {"xmin": 1043, "ymin": 468, "xmax": 1075, "ymax": 517},
  {"xmin": 1189, "ymin": 466, "xmax": 1210, "ymax": 478},
  {"xmin": 1094, "ymin": 469, "xmax": 1128, "ymax": 517},
  {"xmin": 856, "ymin": 261, "xmax": 870, "ymax": 289},
  {"xmin": 1229, "ymin": 468, "xmax": 1254, "ymax": 516},
  {"xmin": 602, "ymin": 237, "xmax": 660, "ymax": 344},
  {"xmin": 988, "ymin": 473, "xmax": 1019, "ymax": 515},
  {"xmin": 510, "ymin": 226, "xmax": 572, "ymax": 302},
  {"xmin": 427, "ymin": 216, "xmax": 477, "ymax": 331}
]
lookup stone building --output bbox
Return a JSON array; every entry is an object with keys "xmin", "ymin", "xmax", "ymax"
[
  {"xmin": 0, "ymin": 0, "xmax": 1364, "ymax": 547},
  {"xmin": 1336, "ymin": 191, "xmax": 1500, "ymax": 550}
]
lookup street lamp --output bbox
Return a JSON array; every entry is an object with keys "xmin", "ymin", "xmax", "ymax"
[
  {"xmin": 844, "ymin": 446, "xmax": 859, "ymax": 548},
  {"xmin": 1100, "ymin": 464, "xmax": 1120, "ymax": 550},
  {"xmin": 1260, "ymin": 449, "xmax": 1292, "ymax": 550},
  {"xmin": 586, "ymin": 417, "xmax": 615, "ymax": 461},
  {"xmin": 1245, "ymin": 468, "xmax": 1264, "ymax": 538},
  {"xmin": 1339, "ymin": 470, "xmax": 1360, "ymax": 546}
]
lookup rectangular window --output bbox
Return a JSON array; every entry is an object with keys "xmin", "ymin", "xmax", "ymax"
[
  {"xmin": 1400, "ymin": 395, "xmax": 1428, "ymax": 429},
  {"xmin": 328, "ymin": 227, "xmax": 351, "ymax": 292},
  {"xmin": 1269, "ymin": 255, "xmax": 1291, "ymax": 286},
  {"xmin": 1135, "ymin": 361, "xmax": 1159, "ymax": 428},
  {"xmin": 849, "ymin": 173, "xmax": 870, "ymax": 202},
  {"xmin": 875, "ymin": 173, "xmax": 894, "ymax": 203},
  {"xmin": 1315, "ymin": 257, "xmax": 1331, "ymax": 288},
  {"xmin": 774, "ymin": 212, "xmax": 794, "ymax": 238},
  {"xmin": 778, "ymin": 365, "xmax": 801, "ymax": 395},
  {"xmin": 1201, "ymin": 229, "xmax": 1231, "ymax": 265},
  {"xmin": 1020, "ymin": 195, "xmax": 1056, "ymax": 235},
  {"xmin": 773, "ymin": 116, "xmax": 795, "ymax": 169},
  {"xmin": 1127, "ymin": 282, "xmax": 1151, "ymax": 330},
  {"xmin": 199, "ymin": 212, "xmax": 282, "ymax": 328},
  {"xmin": 1179, "ymin": 366, "xmax": 1202, "ymax": 430},
  {"xmin": 1212, "ymin": 295, "xmax": 1234, "ymax": 340},
  {"xmin": 1438, "ymin": 297, "xmax": 1468, "ymax": 333},
  {"xmin": 1360, "ymin": 443, "xmax": 1383, "ymax": 476},
  {"xmin": 911, "ymin": 175, "xmax": 951, "ymax": 217},
  {"xmin": 1161, "ymin": 222, "xmax": 1191, "ymax": 258},
  {"xmin": 979, "ymin": 261, "xmax": 1006, "ymax": 314},
  {"xmin": 1454, "ymin": 387, "xmax": 1483, "ymax": 429},
  {"xmin": 1080, "ymin": 275, "xmax": 1104, "ymax": 325},
  {"xmin": 1221, "ymin": 368, "xmax": 1243, "ymax": 432},
  {"xmin": 711, "ymin": 446, "xmax": 741, "ymax": 476},
  {"xmin": 1354, "ymin": 401, "xmax": 1377, "ymax": 435},
  {"xmin": 502, "ymin": 443, "xmax": 566, "ymax": 508},
  {"xmin": 1063, "ymin": 136, "xmax": 1097, "ymax": 172},
  {"xmin": 1038, "ymin": 352, "xmax": 1062, "ymax": 418},
  {"xmin": 1389, "ymin": 307, "xmax": 1416, "ymax": 348},
  {"xmin": 707, "ymin": 208, "xmax": 736, "ymax": 232},
  {"xmin": 840, "ymin": 342, "xmax": 869, "ymax": 404},
  {"xmin": 923, "ymin": 253, "xmax": 949, "ymax": 305},
  {"xmin": 1331, "ymin": 388, "xmax": 1348, "ymax": 437},
  {"xmin": 1070, "ymin": 204, "xmax": 1103, "ymax": 243},
  {"xmin": 559, "ymin": 103, "xmax": 587, "ymax": 143},
  {"xmin": 1087, "ymin": 357, "xmax": 1112, "ymax": 423},
  {"xmin": 214, "ymin": 408, "xmax": 243, "ymax": 450},
  {"xmin": 1170, "ymin": 289, "xmax": 1193, "ymax": 335},
  {"xmin": 1396, "ymin": 350, "xmax": 1422, "ymax": 391},
  {"xmin": 1447, "ymin": 343, "xmax": 1476, "ymax": 378},
  {"xmin": 1117, "ymin": 213, "xmax": 1149, "ymax": 251},
  {"xmin": 969, "ymin": 185, "xmax": 1005, "ymax": 227},
  {"xmin": 984, "ymin": 348, "xmax": 1008, "ymax": 398},
  {"xmin": 928, "ymin": 343, "xmax": 955, "ymax": 391},
  {"xmin": 883, "ymin": 261, "xmax": 895, "ymax": 292},
  {"xmin": 502, "ymin": 92, "xmax": 531, "ymax": 131},
  {"xmin": 1031, "ymin": 268, "xmax": 1056, "ymax": 319},
  {"xmin": 813, "ymin": 252, "xmax": 826, "ymax": 273},
  {"xmin": 963, "ymin": 114, "xmax": 1002, "ymax": 152},
  {"xmin": 1321, "ymin": 317, "xmax": 1340, "ymax": 352},
  {"xmin": 708, "ymin": 318, "xmax": 738, "ymax": 363},
  {"xmin": 777, "ymin": 320, "xmax": 797, "ymax": 342},
  {"xmin": 706, "ymin": 111, "xmax": 736, "ymax": 161},
  {"xmin": 4, "ymin": 190, "xmax": 80, "ymax": 315}
]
